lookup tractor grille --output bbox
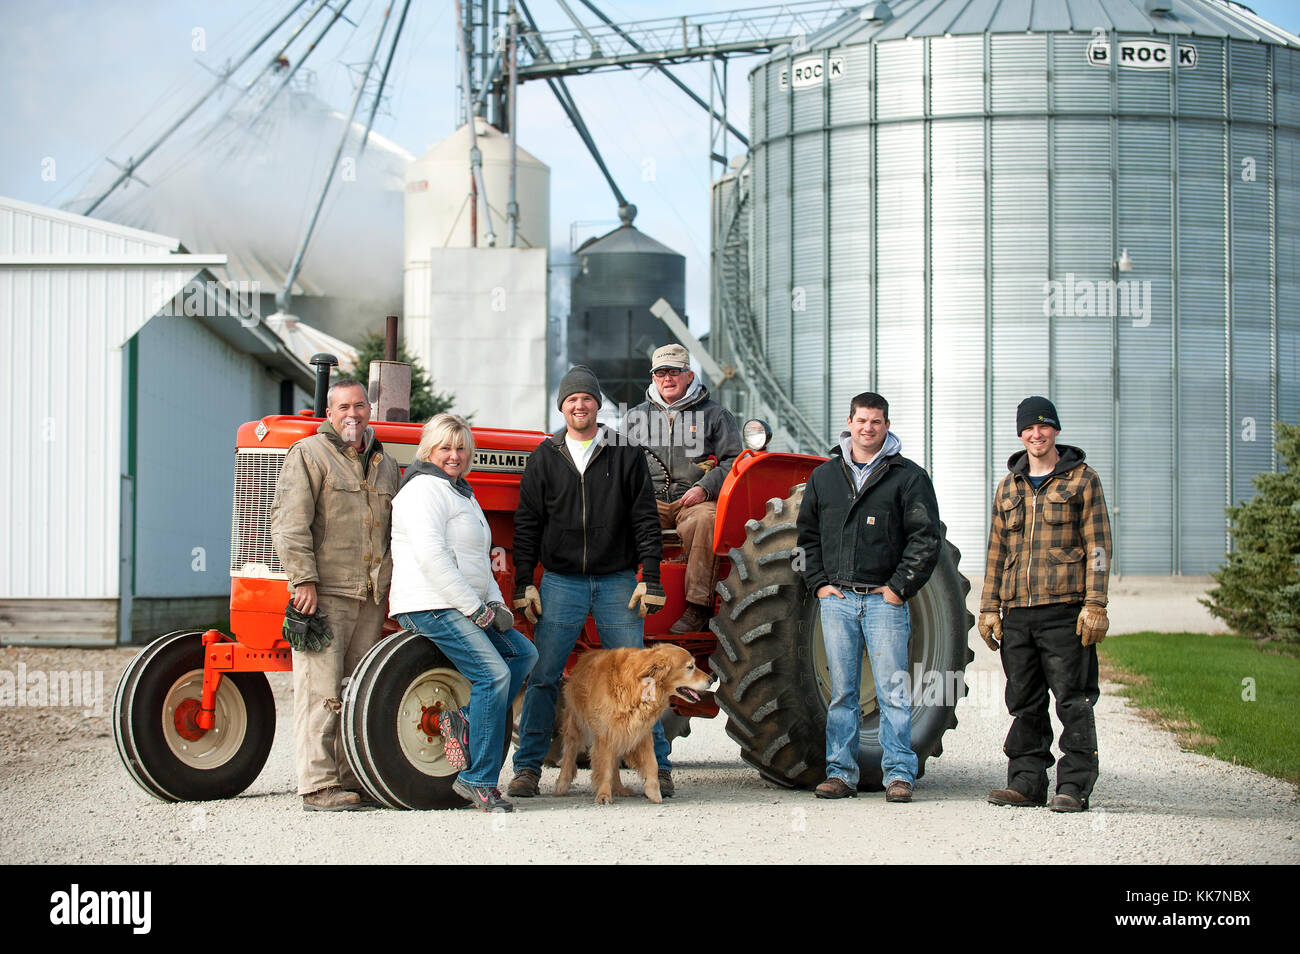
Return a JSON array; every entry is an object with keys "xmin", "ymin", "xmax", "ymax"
[{"xmin": 230, "ymin": 449, "xmax": 288, "ymax": 578}]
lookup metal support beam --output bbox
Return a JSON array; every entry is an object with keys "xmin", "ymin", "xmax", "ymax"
[
  {"xmin": 574, "ymin": 0, "xmax": 747, "ymax": 148},
  {"xmin": 456, "ymin": 0, "xmax": 497, "ymax": 246},
  {"xmin": 517, "ymin": 0, "xmax": 631, "ymax": 221},
  {"xmin": 507, "ymin": 0, "xmax": 519, "ymax": 245},
  {"xmin": 250, "ymin": 0, "xmax": 356, "ymax": 125},
  {"xmin": 277, "ymin": 2, "xmax": 391, "ymax": 312},
  {"xmin": 360, "ymin": 0, "xmax": 412, "ymax": 155},
  {"xmin": 202, "ymin": 0, "xmax": 333, "ymax": 142},
  {"xmin": 650, "ymin": 298, "xmax": 731, "ymax": 385},
  {"xmin": 86, "ymin": 0, "xmax": 312, "ymax": 214}
]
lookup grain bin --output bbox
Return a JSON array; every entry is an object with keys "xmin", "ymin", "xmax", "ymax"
[{"xmin": 733, "ymin": 0, "xmax": 1300, "ymax": 573}]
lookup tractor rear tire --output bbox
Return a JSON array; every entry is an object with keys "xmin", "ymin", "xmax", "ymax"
[
  {"xmin": 113, "ymin": 630, "xmax": 275, "ymax": 802},
  {"xmin": 709, "ymin": 486, "xmax": 975, "ymax": 791},
  {"xmin": 343, "ymin": 631, "xmax": 508, "ymax": 810}
]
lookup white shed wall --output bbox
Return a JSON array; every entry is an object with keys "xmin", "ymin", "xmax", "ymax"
[{"xmin": 1, "ymin": 196, "xmax": 200, "ymax": 599}]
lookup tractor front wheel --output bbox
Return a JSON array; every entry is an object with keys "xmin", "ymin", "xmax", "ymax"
[{"xmin": 113, "ymin": 630, "xmax": 276, "ymax": 801}]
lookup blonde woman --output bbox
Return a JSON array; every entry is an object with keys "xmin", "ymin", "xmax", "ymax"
[{"xmin": 389, "ymin": 413, "xmax": 537, "ymax": 812}]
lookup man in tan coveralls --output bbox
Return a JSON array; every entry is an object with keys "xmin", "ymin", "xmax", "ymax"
[
  {"xmin": 621, "ymin": 344, "xmax": 742, "ymax": 634},
  {"xmin": 270, "ymin": 379, "xmax": 400, "ymax": 811}
]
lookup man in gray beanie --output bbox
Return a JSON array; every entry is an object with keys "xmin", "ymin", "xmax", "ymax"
[{"xmin": 508, "ymin": 366, "xmax": 675, "ymax": 798}]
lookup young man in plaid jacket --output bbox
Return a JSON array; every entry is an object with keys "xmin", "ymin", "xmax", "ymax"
[{"xmin": 978, "ymin": 396, "xmax": 1112, "ymax": 813}]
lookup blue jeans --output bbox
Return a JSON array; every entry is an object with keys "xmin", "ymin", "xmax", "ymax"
[
  {"xmin": 513, "ymin": 569, "xmax": 672, "ymax": 774},
  {"xmin": 396, "ymin": 609, "xmax": 538, "ymax": 789},
  {"xmin": 819, "ymin": 590, "xmax": 917, "ymax": 788}
]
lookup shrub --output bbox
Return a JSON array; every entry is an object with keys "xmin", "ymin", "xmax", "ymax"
[{"xmin": 1202, "ymin": 421, "xmax": 1300, "ymax": 649}]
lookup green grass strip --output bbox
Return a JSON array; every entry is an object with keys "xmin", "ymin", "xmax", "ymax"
[{"xmin": 1099, "ymin": 632, "xmax": 1300, "ymax": 786}]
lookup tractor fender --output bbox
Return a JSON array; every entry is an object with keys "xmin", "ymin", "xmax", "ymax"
[{"xmin": 712, "ymin": 449, "xmax": 823, "ymax": 555}]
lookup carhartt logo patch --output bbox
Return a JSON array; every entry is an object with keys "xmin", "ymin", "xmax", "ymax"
[{"xmin": 867, "ymin": 516, "xmax": 876, "ymax": 525}]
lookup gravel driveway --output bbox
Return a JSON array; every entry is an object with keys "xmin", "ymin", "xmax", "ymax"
[{"xmin": 1, "ymin": 639, "xmax": 1295, "ymax": 865}]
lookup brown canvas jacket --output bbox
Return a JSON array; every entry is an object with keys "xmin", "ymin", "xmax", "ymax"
[
  {"xmin": 269, "ymin": 422, "xmax": 401, "ymax": 603},
  {"xmin": 979, "ymin": 444, "xmax": 1112, "ymax": 613}
]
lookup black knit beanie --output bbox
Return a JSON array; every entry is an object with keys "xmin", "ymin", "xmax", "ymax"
[
  {"xmin": 556, "ymin": 365, "xmax": 603, "ymax": 411},
  {"xmin": 1017, "ymin": 396, "xmax": 1060, "ymax": 435}
]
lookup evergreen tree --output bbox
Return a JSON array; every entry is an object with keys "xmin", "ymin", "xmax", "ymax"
[
  {"xmin": 1202, "ymin": 421, "xmax": 1300, "ymax": 648},
  {"xmin": 339, "ymin": 332, "xmax": 456, "ymax": 423}
]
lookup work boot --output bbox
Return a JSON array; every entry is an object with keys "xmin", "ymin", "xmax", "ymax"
[
  {"xmin": 670, "ymin": 603, "xmax": 712, "ymax": 635},
  {"xmin": 987, "ymin": 788, "xmax": 1046, "ymax": 807},
  {"xmin": 506, "ymin": 768, "xmax": 540, "ymax": 798},
  {"xmin": 1048, "ymin": 792, "xmax": 1087, "ymax": 813},
  {"xmin": 814, "ymin": 777, "xmax": 856, "ymax": 799},
  {"xmin": 658, "ymin": 770, "xmax": 675, "ymax": 798},
  {"xmin": 885, "ymin": 780, "xmax": 914, "ymax": 803},
  {"xmin": 302, "ymin": 786, "xmax": 363, "ymax": 812}
]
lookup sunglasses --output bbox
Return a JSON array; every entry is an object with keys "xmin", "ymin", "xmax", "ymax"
[{"xmin": 652, "ymin": 368, "xmax": 684, "ymax": 378}]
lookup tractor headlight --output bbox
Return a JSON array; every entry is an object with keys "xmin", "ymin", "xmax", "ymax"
[{"xmin": 742, "ymin": 419, "xmax": 772, "ymax": 452}]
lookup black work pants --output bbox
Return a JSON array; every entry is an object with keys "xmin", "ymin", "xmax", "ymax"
[{"xmin": 1000, "ymin": 602, "xmax": 1100, "ymax": 803}]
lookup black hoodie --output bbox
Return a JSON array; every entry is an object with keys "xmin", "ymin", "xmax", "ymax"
[{"xmin": 512, "ymin": 425, "xmax": 662, "ymax": 587}]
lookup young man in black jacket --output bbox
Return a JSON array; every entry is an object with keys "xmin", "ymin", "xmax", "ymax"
[
  {"xmin": 796, "ymin": 392, "xmax": 941, "ymax": 803},
  {"xmin": 507, "ymin": 366, "xmax": 672, "ymax": 798}
]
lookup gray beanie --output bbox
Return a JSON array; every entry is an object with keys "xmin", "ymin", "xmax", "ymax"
[{"xmin": 556, "ymin": 365, "xmax": 603, "ymax": 411}]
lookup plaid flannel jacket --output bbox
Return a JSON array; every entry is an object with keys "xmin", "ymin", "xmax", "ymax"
[{"xmin": 979, "ymin": 445, "xmax": 1112, "ymax": 613}]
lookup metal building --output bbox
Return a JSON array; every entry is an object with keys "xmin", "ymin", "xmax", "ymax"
[
  {"xmin": 569, "ymin": 220, "xmax": 687, "ymax": 410},
  {"xmin": 714, "ymin": 0, "xmax": 1300, "ymax": 574},
  {"xmin": 0, "ymin": 196, "xmax": 312, "ymax": 645},
  {"xmin": 404, "ymin": 118, "xmax": 551, "ymax": 428}
]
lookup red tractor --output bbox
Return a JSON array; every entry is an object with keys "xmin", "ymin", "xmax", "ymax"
[{"xmin": 114, "ymin": 405, "xmax": 974, "ymax": 808}]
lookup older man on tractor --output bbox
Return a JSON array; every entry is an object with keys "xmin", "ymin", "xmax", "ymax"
[{"xmin": 622, "ymin": 344, "xmax": 743, "ymax": 634}]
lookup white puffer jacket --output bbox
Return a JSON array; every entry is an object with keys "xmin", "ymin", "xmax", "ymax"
[{"xmin": 389, "ymin": 469, "xmax": 503, "ymax": 618}]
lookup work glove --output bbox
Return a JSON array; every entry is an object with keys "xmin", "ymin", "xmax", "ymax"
[
  {"xmin": 282, "ymin": 603, "xmax": 334, "ymax": 652},
  {"xmin": 627, "ymin": 580, "xmax": 667, "ymax": 618},
  {"xmin": 977, "ymin": 611, "xmax": 1003, "ymax": 652},
  {"xmin": 487, "ymin": 601, "xmax": 514, "ymax": 633},
  {"xmin": 1077, "ymin": 604, "xmax": 1109, "ymax": 647},
  {"xmin": 513, "ymin": 584, "xmax": 542, "ymax": 624}
]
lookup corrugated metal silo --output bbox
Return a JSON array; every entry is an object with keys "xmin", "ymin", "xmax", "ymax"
[
  {"xmin": 569, "ymin": 222, "xmax": 686, "ymax": 409},
  {"xmin": 735, "ymin": 0, "xmax": 1300, "ymax": 574}
]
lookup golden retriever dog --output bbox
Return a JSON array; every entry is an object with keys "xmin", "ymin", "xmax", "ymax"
[{"xmin": 555, "ymin": 644, "xmax": 713, "ymax": 804}]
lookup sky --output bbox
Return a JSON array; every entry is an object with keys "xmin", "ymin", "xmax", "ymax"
[{"xmin": 3, "ymin": 0, "xmax": 1298, "ymax": 341}]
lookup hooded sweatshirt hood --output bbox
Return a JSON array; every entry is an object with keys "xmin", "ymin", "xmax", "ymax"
[
  {"xmin": 646, "ymin": 374, "xmax": 706, "ymax": 412},
  {"xmin": 1007, "ymin": 443, "xmax": 1086, "ymax": 478},
  {"xmin": 835, "ymin": 429, "xmax": 902, "ymax": 492},
  {"xmin": 399, "ymin": 457, "xmax": 475, "ymax": 498}
]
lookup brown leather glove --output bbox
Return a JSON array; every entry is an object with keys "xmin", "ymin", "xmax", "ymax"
[
  {"xmin": 512, "ymin": 584, "xmax": 542, "ymax": 624},
  {"xmin": 977, "ymin": 611, "xmax": 1003, "ymax": 651},
  {"xmin": 1077, "ymin": 604, "xmax": 1109, "ymax": 647}
]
